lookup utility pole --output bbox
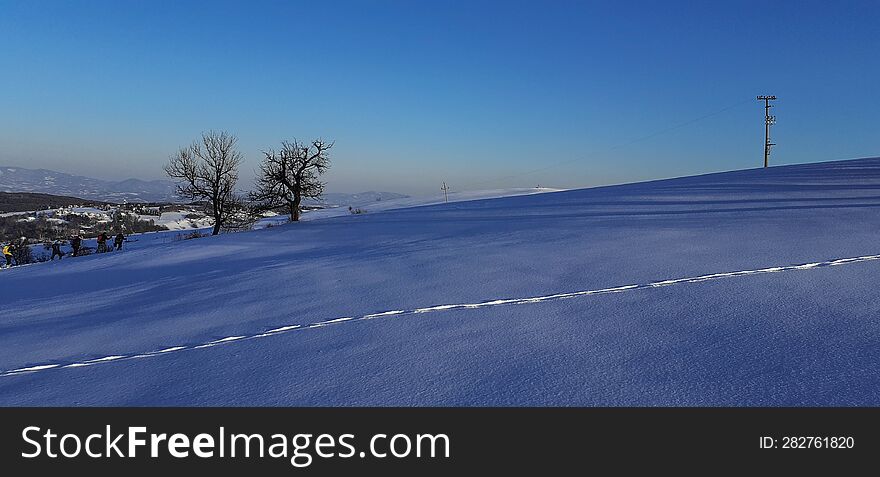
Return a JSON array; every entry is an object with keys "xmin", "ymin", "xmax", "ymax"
[
  {"xmin": 757, "ymin": 95, "xmax": 777, "ymax": 168},
  {"xmin": 441, "ymin": 182, "xmax": 449, "ymax": 203}
]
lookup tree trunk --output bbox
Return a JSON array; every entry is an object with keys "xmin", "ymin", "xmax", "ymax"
[
  {"xmin": 288, "ymin": 202, "xmax": 297, "ymax": 222},
  {"xmin": 291, "ymin": 194, "xmax": 301, "ymax": 222},
  {"xmin": 212, "ymin": 196, "xmax": 222, "ymax": 235}
]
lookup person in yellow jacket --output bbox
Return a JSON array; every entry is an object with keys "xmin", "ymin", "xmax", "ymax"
[{"xmin": 2, "ymin": 243, "xmax": 14, "ymax": 268}]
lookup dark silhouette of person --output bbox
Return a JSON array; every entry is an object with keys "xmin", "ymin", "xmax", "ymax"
[
  {"xmin": 70, "ymin": 235, "xmax": 82, "ymax": 257},
  {"xmin": 96, "ymin": 232, "xmax": 109, "ymax": 253},
  {"xmin": 50, "ymin": 240, "xmax": 64, "ymax": 260}
]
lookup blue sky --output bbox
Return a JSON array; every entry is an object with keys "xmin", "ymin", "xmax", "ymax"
[{"xmin": 1, "ymin": 0, "xmax": 878, "ymax": 195}]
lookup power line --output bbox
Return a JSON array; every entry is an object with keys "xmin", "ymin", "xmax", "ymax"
[{"xmin": 459, "ymin": 97, "xmax": 754, "ymax": 191}]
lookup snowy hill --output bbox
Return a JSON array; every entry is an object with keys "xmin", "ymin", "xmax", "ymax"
[
  {"xmin": 309, "ymin": 191, "xmax": 410, "ymax": 207},
  {"xmin": 0, "ymin": 166, "xmax": 178, "ymax": 203},
  {"xmin": 300, "ymin": 187, "xmax": 562, "ymax": 221},
  {"xmin": 3, "ymin": 158, "xmax": 880, "ymax": 406}
]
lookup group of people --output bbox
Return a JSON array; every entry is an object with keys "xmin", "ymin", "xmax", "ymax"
[
  {"xmin": 2, "ymin": 231, "xmax": 126, "ymax": 268},
  {"xmin": 96, "ymin": 231, "xmax": 126, "ymax": 254}
]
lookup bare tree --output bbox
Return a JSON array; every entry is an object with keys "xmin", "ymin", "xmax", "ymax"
[
  {"xmin": 164, "ymin": 131, "xmax": 244, "ymax": 235},
  {"xmin": 251, "ymin": 139, "xmax": 332, "ymax": 221}
]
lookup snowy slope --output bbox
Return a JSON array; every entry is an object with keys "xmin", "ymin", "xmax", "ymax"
[
  {"xmin": 301, "ymin": 187, "xmax": 562, "ymax": 221},
  {"xmin": 16, "ymin": 189, "xmax": 559, "ymax": 257},
  {"xmin": 308, "ymin": 191, "xmax": 410, "ymax": 207},
  {"xmin": 2, "ymin": 158, "xmax": 880, "ymax": 406}
]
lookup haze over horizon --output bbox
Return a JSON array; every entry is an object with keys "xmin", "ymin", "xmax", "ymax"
[{"xmin": 2, "ymin": 0, "xmax": 878, "ymax": 195}]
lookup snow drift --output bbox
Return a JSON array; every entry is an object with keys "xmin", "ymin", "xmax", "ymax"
[{"xmin": 2, "ymin": 158, "xmax": 880, "ymax": 406}]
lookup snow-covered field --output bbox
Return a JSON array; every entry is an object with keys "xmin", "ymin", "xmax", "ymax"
[
  {"xmin": 2, "ymin": 158, "xmax": 880, "ymax": 406},
  {"xmin": 18, "ymin": 189, "xmax": 559, "ymax": 257},
  {"xmin": 299, "ymin": 187, "xmax": 561, "ymax": 221}
]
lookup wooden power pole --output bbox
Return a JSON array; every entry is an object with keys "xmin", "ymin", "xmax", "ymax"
[
  {"xmin": 441, "ymin": 182, "xmax": 450, "ymax": 203},
  {"xmin": 757, "ymin": 95, "xmax": 777, "ymax": 168}
]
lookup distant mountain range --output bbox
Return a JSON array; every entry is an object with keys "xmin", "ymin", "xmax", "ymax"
[
  {"xmin": 0, "ymin": 166, "xmax": 408, "ymax": 206},
  {"xmin": 0, "ymin": 166, "xmax": 178, "ymax": 203}
]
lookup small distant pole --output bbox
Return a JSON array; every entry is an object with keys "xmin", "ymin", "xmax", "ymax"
[
  {"xmin": 441, "ymin": 182, "xmax": 450, "ymax": 203},
  {"xmin": 757, "ymin": 95, "xmax": 777, "ymax": 168}
]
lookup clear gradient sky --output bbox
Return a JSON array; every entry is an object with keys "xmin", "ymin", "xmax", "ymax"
[{"xmin": 1, "ymin": 0, "xmax": 878, "ymax": 195}]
